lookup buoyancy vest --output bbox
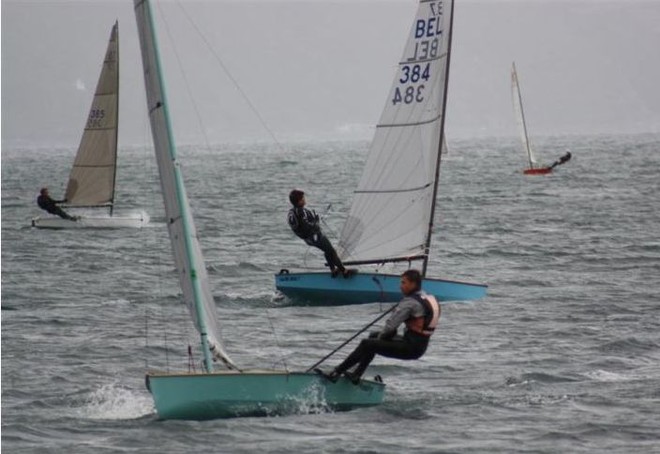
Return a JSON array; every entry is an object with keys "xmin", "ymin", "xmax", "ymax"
[{"xmin": 405, "ymin": 294, "xmax": 440, "ymax": 337}]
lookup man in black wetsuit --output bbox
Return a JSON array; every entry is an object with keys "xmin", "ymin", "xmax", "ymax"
[
  {"xmin": 287, "ymin": 189, "xmax": 348, "ymax": 277},
  {"xmin": 37, "ymin": 188, "xmax": 76, "ymax": 220},
  {"xmin": 317, "ymin": 269, "xmax": 440, "ymax": 383},
  {"xmin": 550, "ymin": 151, "xmax": 572, "ymax": 169}
]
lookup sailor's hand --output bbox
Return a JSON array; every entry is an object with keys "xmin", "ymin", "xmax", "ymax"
[{"xmin": 368, "ymin": 331, "xmax": 380, "ymax": 339}]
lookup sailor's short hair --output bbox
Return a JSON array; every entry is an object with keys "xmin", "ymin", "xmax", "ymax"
[{"xmin": 402, "ymin": 269, "xmax": 422, "ymax": 290}]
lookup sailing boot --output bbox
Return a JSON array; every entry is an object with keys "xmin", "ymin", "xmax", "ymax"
[
  {"xmin": 314, "ymin": 368, "xmax": 340, "ymax": 383},
  {"xmin": 342, "ymin": 370, "xmax": 361, "ymax": 385}
]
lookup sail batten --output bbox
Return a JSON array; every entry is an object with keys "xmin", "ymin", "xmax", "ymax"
[
  {"xmin": 338, "ymin": 0, "xmax": 453, "ymax": 266},
  {"xmin": 377, "ymin": 113, "xmax": 442, "ymax": 129},
  {"xmin": 64, "ymin": 23, "xmax": 119, "ymax": 208},
  {"xmin": 134, "ymin": 0, "xmax": 236, "ymax": 371}
]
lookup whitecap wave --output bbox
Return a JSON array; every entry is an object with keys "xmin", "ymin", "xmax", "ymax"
[{"xmin": 584, "ymin": 369, "xmax": 631, "ymax": 382}]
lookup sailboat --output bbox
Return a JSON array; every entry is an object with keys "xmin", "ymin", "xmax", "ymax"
[
  {"xmin": 134, "ymin": 0, "xmax": 383, "ymax": 420},
  {"xmin": 276, "ymin": 0, "xmax": 487, "ymax": 305},
  {"xmin": 511, "ymin": 62, "xmax": 553, "ymax": 176},
  {"xmin": 32, "ymin": 22, "xmax": 148, "ymax": 229}
]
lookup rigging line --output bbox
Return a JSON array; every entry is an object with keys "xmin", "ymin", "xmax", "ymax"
[
  {"xmin": 265, "ymin": 308, "xmax": 289, "ymax": 372},
  {"xmin": 144, "ymin": 304, "xmax": 150, "ymax": 370},
  {"xmin": 305, "ymin": 304, "xmax": 397, "ymax": 372},
  {"xmin": 175, "ymin": 1, "xmax": 286, "ymax": 152},
  {"xmin": 156, "ymin": 2, "xmax": 213, "ymax": 152},
  {"xmin": 158, "ymin": 4, "xmax": 235, "ymax": 354}
]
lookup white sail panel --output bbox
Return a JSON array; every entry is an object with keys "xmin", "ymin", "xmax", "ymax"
[
  {"xmin": 65, "ymin": 23, "xmax": 119, "ymax": 207},
  {"xmin": 511, "ymin": 62, "xmax": 537, "ymax": 168},
  {"xmin": 338, "ymin": 0, "xmax": 452, "ymax": 264},
  {"xmin": 134, "ymin": 0, "xmax": 235, "ymax": 370}
]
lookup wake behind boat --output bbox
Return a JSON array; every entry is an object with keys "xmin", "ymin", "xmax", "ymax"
[
  {"xmin": 134, "ymin": 0, "xmax": 383, "ymax": 420},
  {"xmin": 276, "ymin": 0, "xmax": 487, "ymax": 305},
  {"xmin": 32, "ymin": 22, "xmax": 148, "ymax": 229}
]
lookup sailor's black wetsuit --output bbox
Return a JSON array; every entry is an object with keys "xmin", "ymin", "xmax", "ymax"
[
  {"xmin": 287, "ymin": 206, "xmax": 345, "ymax": 273},
  {"xmin": 37, "ymin": 195, "xmax": 74, "ymax": 220}
]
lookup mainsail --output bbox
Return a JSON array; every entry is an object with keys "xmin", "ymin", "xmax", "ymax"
[
  {"xmin": 338, "ymin": 0, "xmax": 454, "ymax": 269},
  {"xmin": 511, "ymin": 62, "xmax": 537, "ymax": 168},
  {"xmin": 134, "ymin": 0, "xmax": 236, "ymax": 370},
  {"xmin": 65, "ymin": 22, "xmax": 120, "ymax": 209}
]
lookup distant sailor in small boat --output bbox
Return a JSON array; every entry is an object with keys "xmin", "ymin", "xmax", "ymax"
[
  {"xmin": 287, "ymin": 189, "xmax": 349, "ymax": 278},
  {"xmin": 36, "ymin": 187, "xmax": 76, "ymax": 221},
  {"xmin": 319, "ymin": 269, "xmax": 440, "ymax": 383},
  {"xmin": 550, "ymin": 151, "xmax": 572, "ymax": 169}
]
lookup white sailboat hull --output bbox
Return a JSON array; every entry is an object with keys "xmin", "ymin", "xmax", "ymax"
[{"xmin": 31, "ymin": 212, "xmax": 149, "ymax": 229}]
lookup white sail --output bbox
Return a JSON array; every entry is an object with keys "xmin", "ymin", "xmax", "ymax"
[
  {"xmin": 65, "ymin": 22, "xmax": 120, "ymax": 207},
  {"xmin": 511, "ymin": 62, "xmax": 537, "ymax": 168},
  {"xmin": 338, "ymin": 0, "xmax": 453, "ymax": 265},
  {"xmin": 134, "ymin": 0, "xmax": 236, "ymax": 370}
]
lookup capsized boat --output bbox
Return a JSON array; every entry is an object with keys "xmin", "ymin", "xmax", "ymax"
[
  {"xmin": 276, "ymin": 0, "xmax": 487, "ymax": 305},
  {"xmin": 511, "ymin": 62, "xmax": 553, "ymax": 176},
  {"xmin": 134, "ymin": 0, "xmax": 384, "ymax": 420},
  {"xmin": 32, "ymin": 22, "xmax": 148, "ymax": 229}
]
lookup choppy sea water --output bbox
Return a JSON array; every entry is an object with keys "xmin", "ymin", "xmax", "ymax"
[{"xmin": 2, "ymin": 134, "xmax": 659, "ymax": 453}]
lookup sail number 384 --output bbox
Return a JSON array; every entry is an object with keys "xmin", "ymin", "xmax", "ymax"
[{"xmin": 393, "ymin": 63, "xmax": 430, "ymax": 105}]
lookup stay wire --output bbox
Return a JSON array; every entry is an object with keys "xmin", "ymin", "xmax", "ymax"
[
  {"xmin": 175, "ymin": 1, "xmax": 286, "ymax": 152},
  {"xmin": 305, "ymin": 304, "xmax": 397, "ymax": 372},
  {"xmin": 156, "ymin": 3, "xmax": 213, "ymax": 152},
  {"xmin": 265, "ymin": 308, "xmax": 289, "ymax": 372},
  {"xmin": 156, "ymin": 3, "xmax": 235, "ymax": 355}
]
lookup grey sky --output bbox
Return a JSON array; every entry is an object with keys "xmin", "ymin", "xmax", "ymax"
[{"xmin": 2, "ymin": 0, "xmax": 659, "ymax": 148}]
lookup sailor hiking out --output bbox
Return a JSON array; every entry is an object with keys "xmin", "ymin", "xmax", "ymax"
[
  {"xmin": 36, "ymin": 187, "xmax": 76, "ymax": 221},
  {"xmin": 287, "ymin": 189, "xmax": 351, "ymax": 278},
  {"xmin": 317, "ymin": 269, "xmax": 440, "ymax": 383}
]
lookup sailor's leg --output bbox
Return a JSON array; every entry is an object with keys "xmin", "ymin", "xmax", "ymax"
[
  {"xmin": 334, "ymin": 339, "xmax": 375, "ymax": 375},
  {"xmin": 352, "ymin": 337, "xmax": 428, "ymax": 379},
  {"xmin": 315, "ymin": 234, "xmax": 345, "ymax": 271},
  {"xmin": 51, "ymin": 207, "xmax": 73, "ymax": 220}
]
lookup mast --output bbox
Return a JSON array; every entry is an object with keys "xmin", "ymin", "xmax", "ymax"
[
  {"xmin": 134, "ymin": 0, "xmax": 214, "ymax": 372},
  {"xmin": 109, "ymin": 20, "xmax": 119, "ymax": 216},
  {"xmin": 422, "ymin": 0, "xmax": 455, "ymax": 278},
  {"xmin": 512, "ymin": 62, "xmax": 534, "ymax": 169}
]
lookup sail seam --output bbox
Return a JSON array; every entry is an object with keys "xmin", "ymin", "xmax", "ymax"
[
  {"xmin": 377, "ymin": 113, "xmax": 442, "ymax": 129},
  {"xmin": 400, "ymin": 52, "xmax": 448, "ymax": 65},
  {"xmin": 83, "ymin": 126, "xmax": 117, "ymax": 131}
]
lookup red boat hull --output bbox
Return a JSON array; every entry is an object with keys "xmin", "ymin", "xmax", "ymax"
[{"xmin": 524, "ymin": 167, "xmax": 552, "ymax": 175}]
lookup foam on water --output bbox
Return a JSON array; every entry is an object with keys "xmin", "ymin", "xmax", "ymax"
[
  {"xmin": 583, "ymin": 369, "xmax": 634, "ymax": 383},
  {"xmin": 75, "ymin": 382, "xmax": 154, "ymax": 420}
]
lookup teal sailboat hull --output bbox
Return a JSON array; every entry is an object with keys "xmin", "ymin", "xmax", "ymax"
[
  {"xmin": 275, "ymin": 271, "xmax": 487, "ymax": 305},
  {"xmin": 146, "ymin": 370, "xmax": 385, "ymax": 420}
]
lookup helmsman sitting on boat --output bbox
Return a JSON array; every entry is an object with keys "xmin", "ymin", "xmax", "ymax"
[
  {"xmin": 318, "ymin": 269, "xmax": 440, "ymax": 383},
  {"xmin": 36, "ymin": 188, "xmax": 76, "ymax": 221},
  {"xmin": 287, "ymin": 189, "xmax": 351, "ymax": 278}
]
